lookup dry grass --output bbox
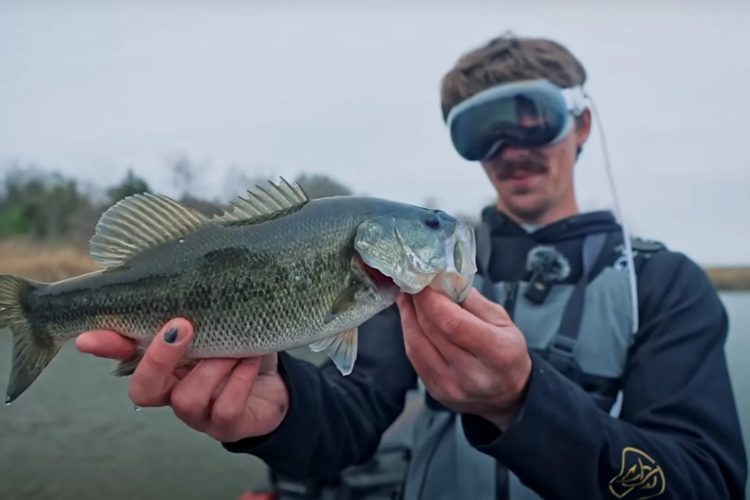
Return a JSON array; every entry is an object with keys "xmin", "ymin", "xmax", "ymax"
[
  {"xmin": 704, "ymin": 267, "xmax": 750, "ymax": 291},
  {"xmin": 0, "ymin": 239, "xmax": 101, "ymax": 282},
  {"xmin": 0, "ymin": 238, "xmax": 749, "ymax": 290}
]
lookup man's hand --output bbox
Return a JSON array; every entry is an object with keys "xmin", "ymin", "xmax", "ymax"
[
  {"xmin": 75, "ymin": 319, "xmax": 290, "ymax": 443},
  {"xmin": 397, "ymin": 287, "xmax": 532, "ymax": 431}
]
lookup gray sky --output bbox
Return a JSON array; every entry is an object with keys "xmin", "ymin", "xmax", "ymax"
[{"xmin": 1, "ymin": 0, "xmax": 748, "ymax": 265}]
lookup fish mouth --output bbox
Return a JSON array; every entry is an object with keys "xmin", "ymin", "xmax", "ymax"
[
  {"xmin": 356, "ymin": 219, "xmax": 477, "ymax": 302},
  {"xmin": 354, "ymin": 256, "xmax": 401, "ymax": 305},
  {"xmin": 427, "ymin": 220, "xmax": 477, "ymax": 302},
  {"xmin": 357, "ymin": 247, "xmax": 435, "ymax": 296},
  {"xmin": 360, "ymin": 247, "xmax": 436, "ymax": 296},
  {"xmin": 361, "ymin": 260, "xmax": 398, "ymax": 290},
  {"xmin": 354, "ymin": 220, "xmax": 440, "ymax": 296}
]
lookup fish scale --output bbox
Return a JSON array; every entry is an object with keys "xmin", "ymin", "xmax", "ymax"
[
  {"xmin": 0, "ymin": 179, "xmax": 477, "ymax": 403},
  {"xmin": 27, "ymin": 212, "xmax": 358, "ymax": 355}
]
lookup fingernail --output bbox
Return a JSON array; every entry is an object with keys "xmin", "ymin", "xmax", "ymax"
[{"xmin": 164, "ymin": 327, "xmax": 179, "ymax": 344}]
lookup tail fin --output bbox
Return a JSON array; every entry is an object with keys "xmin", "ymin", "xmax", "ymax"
[{"xmin": 0, "ymin": 275, "xmax": 59, "ymax": 404}]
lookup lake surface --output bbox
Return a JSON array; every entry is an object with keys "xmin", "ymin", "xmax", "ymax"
[{"xmin": 1, "ymin": 293, "xmax": 748, "ymax": 500}]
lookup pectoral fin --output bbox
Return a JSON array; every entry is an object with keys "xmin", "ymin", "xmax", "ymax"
[
  {"xmin": 113, "ymin": 347, "xmax": 146, "ymax": 376},
  {"xmin": 113, "ymin": 345, "xmax": 196, "ymax": 376},
  {"xmin": 308, "ymin": 329, "xmax": 358, "ymax": 375},
  {"xmin": 324, "ymin": 281, "xmax": 365, "ymax": 324}
]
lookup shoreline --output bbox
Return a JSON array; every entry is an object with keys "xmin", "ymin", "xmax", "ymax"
[
  {"xmin": 0, "ymin": 240, "xmax": 749, "ymax": 291},
  {"xmin": 704, "ymin": 267, "xmax": 750, "ymax": 292}
]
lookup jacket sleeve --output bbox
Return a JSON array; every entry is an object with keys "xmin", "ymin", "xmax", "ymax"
[
  {"xmin": 462, "ymin": 252, "xmax": 748, "ymax": 499},
  {"xmin": 222, "ymin": 305, "xmax": 417, "ymax": 481}
]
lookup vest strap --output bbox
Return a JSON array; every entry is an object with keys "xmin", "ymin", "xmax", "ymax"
[{"xmin": 545, "ymin": 232, "xmax": 609, "ymax": 377}]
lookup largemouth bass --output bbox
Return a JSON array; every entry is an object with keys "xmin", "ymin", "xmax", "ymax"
[{"xmin": 0, "ymin": 179, "xmax": 476, "ymax": 403}]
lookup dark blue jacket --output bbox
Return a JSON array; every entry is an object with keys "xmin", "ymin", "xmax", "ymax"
[{"xmin": 224, "ymin": 209, "xmax": 747, "ymax": 499}]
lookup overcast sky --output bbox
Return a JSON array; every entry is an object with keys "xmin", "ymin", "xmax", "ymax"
[{"xmin": 0, "ymin": 0, "xmax": 748, "ymax": 265}]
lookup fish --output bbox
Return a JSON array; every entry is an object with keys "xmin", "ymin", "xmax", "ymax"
[{"xmin": 0, "ymin": 179, "xmax": 477, "ymax": 403}]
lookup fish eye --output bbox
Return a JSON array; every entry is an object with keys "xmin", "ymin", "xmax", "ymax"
[{"xmin": 424, "ymin": 214, "xmax": 440, "ymax": 229}]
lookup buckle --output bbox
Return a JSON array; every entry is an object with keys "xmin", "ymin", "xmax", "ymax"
[{"xmin": 549, "ymin": 335, "xmax": 576, "ymax": 356}]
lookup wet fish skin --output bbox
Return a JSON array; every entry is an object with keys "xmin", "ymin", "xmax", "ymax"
[
  {"xmin": 24, "ymin": 198, "xmax": 395, "ymax": 355},
  {"xmin": 0, "ymin": 180, "xmax": 477, "ymax": 403}
]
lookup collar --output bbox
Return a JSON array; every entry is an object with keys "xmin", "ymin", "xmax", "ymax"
[{"xmin": 480, "ymin": 206, "xmax": 621, "ymax": 243}]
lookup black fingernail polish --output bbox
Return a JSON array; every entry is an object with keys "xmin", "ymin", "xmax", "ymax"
[{"xmin": 164, "ymin": 327, "xmax": 179, "ymax": 344}]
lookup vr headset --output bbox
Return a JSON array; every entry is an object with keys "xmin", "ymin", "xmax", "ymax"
[{"xmin": 446, "ymin": 79, "xmax": 589, "ymax": 161}]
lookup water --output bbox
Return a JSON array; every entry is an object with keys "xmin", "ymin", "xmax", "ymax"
[
  {"xmin": 1, "ymin": 293, "xmax": 748, "ymax": 500},
  {"xmin": 725, "ymin": 292, "xmax": 750, "ymax": 499}
]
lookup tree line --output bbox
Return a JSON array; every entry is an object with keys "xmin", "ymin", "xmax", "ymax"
[{"xmin": 0, "ymin": 162, "xmax": 354, "ymax": 248}]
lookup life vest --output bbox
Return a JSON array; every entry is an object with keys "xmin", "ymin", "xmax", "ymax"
[
  {"xmin": 259, "ymin": 220, "xmax": 665, "ymax": 500},
  {"xmin": 403, "ymin": 223, "xmax": 664, "ymax": 500}
]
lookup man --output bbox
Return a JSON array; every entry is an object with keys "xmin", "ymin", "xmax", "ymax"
[{"xmin": 77, "ymin": 33, "xmax": 747, "ymax": 499}]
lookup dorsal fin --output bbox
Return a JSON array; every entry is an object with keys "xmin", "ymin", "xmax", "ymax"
[
  {"xmin": 213, "ymin": 178, "xmax": 309, "ymax": 225},
  {"xmin": 90, "ymin": 193, "xmax": 209, "ymax": 268}
]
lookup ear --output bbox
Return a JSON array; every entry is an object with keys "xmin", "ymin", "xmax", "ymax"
[{"xmin": 574, "ymin": 108, "xmax": 592, "ymax": 148}]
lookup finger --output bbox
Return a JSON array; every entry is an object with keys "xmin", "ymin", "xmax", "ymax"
[
  {"xmin": 411, "ymin": 290, "xmax": 478, "ymax": 361},
  {"xmin": 129, "ymin": 319, "xmax": 194, "ymax": 407},
  {"xmin": 413, "ymin": 288, "xmax": 496, "ymax": 354},
  {"xmin": 76, "ymin": 331, "xmax": 137, "ymax": 360},
  {"xmin": 396, "ymin": 294, "xmax": 447, "ymax": 379},
  {"xmin": 460, "ymin": 287, "xmax": 512, "ymax": 326},
  {"xmin": 170, "ymin": 358, "xmax": 240, "ymax": 428},
  {"xmin": 173, "ymin": 367, "xmax": 193, "ymax": 380},
  {"xmin": 259, "ymin": 354, "xmax": 278, "ymax": 374},
  {"xmin": 173, "ymin": 359, "xmax": 200, "ymax": 380},
  {"xmin": 210, "ymin": 358, "xmax": 261, "ymax": 429}
]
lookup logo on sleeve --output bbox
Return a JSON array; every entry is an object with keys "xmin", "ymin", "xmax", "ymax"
[{"xmin": 609, "ymin": 447, "xmax": 666, "ymax": 499}]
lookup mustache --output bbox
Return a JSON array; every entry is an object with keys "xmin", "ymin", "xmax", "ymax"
[{"xmin": 493, "ymin": 156, "xmax": 548, "ymax": 180}]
